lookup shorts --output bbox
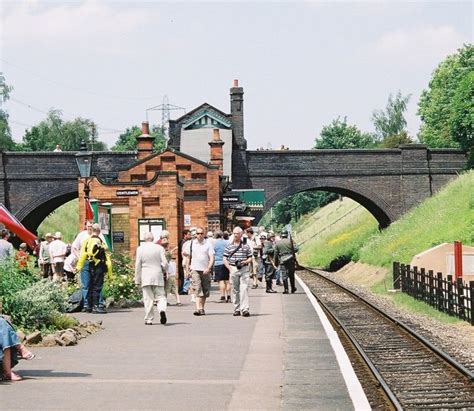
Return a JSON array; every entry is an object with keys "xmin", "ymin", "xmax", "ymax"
[
  {"xmin": 191, "ymin": 270, "xmax": 211, "ymax": 298},
  {"xmin": 214, "ymin": 265, "xmax": 229, "ymax": 282},
  {"xmin": 165, "ymin": 276, "xmax": 178, "ymax": 295},
  {"xmin": 52, "ymin": 262, "xmax": 64, "ymax": 276}
]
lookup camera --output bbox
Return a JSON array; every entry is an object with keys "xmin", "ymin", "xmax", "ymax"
[{"xmin": 235, "ymin": 260, "xmax": 243, "ymax": 269}]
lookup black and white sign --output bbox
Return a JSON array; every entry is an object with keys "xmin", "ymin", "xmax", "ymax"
[
  {"xmin": 112, "ymin": 231, "xmax": 124, "ymax": 243},
  {"xmin": 116, "ymin": 189, "xmax": 139, "ymax": 197}
]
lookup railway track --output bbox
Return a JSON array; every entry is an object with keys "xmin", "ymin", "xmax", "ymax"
[{"xmin": 299, "ymin": 268, "xmax": 474, "ymax": 410}]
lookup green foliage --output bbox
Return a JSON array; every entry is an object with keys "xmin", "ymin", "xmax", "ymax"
[
  {"xmin": 18, "ymin": 109, "xmax": 107, "ymax": 152},
  {"xmin": 0, "ymin": 260, "xmax": 39, "ymax": 312},
  {"xmin": 111, "ymin": 124, "xmax": 166, "ymax": 152},
  {"xmin": 0, "ymin": 73, "xmax": 15, "ymax": 150},
  {"xmin": 296, "ymin": 199, "xmax": 379, "ymax": 269},
  {"xmin": 359, "ymin": 171, "xmax": 474, "ymax": 267},
  {"xmin": 7, "ymin": 280, "xmax": 69, "ymax": 332},
  {"xmin": 315, "ymin": 117, "xmax": 375, "ymax": 149},
  {"xmin": 38, "ymin": 199, "xmax": 79, "ymax": 243},
  {"xmin": 49, "ymin": 313, "xmax": 79, "ymax": 330},
  {"xmin": 379, "ymin": 131, "xmax": 413, "ymax": 148},
  {"xmin": 262, "ymin": 191, "xmax": 338, "ymax": 229},
  {"xmin": 418, "ymin": 43, "xmax": 473, "ymax": 160},
  {"xmin": 372, "ymin": 91, "xmax": 411, "ymax": 142},
  {"xmin": 103, "ymin": 253, "xmax": 141, "ymax": 302}
]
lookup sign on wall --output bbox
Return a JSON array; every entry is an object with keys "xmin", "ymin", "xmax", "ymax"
[
  {"xmin": 138, "ymin": 218, "xmax": 166, "ymax": 244},
  {"xmin": 184, "ymin": 214, "xmax": 191, "ymax": 226},
  {"xmin": 98, "ymin": 206, "xmax": 110, "ymax": 235}
]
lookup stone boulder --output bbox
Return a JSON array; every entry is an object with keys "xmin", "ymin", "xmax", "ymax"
[{"xmin": 26, "ymin": 331, "xmax": 42, "ymax": 345}]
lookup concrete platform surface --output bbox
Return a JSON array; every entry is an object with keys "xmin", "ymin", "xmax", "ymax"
[{"xmin": 1, "ymin": 278, "xmax": 369, "ymax": 410}]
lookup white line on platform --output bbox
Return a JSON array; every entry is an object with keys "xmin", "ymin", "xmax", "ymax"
[
  {"xmin": 19, "ymin": 378, "xmax": 239, "ymax": 385},
  {"xmin": 296, "ymin": 275, "xmax": 371, "ymax": 411}
]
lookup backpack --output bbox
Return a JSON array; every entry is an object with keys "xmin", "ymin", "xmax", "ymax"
[{"xmin": 85, "ymin": 237, "xmax": 106, "ymax": 267}]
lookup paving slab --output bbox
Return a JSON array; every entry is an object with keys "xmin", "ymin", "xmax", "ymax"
[{"xmin": 1, "ymin": 277, "xmax": 368, "ymax": 410}]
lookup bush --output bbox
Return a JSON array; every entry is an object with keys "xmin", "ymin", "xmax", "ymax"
[
  {"xmin": 49, "ymin": 313, "xmax": 79, "ymax": 330},
  {"xmin": 8, "ymin": 280, "xmax": 69, "ymax": 332},
  {"xmin": 0, "ymin": 259, "xmax": 39, "ymax": 313},
  {"xmin": 102, "ymin": 253, "xmax": 141, "ymax": 302}
]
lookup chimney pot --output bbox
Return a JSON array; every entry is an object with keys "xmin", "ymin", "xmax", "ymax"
[
  {"xmin": 233, "ymin": 79, "xmax": 239, "ymax": 87},
  {"xmin": 141, "ymin": 121, "xmax": 151, "ymax": 136}
]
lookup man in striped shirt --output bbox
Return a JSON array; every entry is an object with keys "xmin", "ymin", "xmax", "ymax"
[{"xmin": 223, "ymin": 227, "xmax": 253, "ymax": 317}]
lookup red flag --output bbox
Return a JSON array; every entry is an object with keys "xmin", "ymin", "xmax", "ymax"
[
  {"xmin": 0, "ymin": 204, "xmax": 37, "ymax": 249},
  {"xmin": 85, "ymin": 198, "xmax": 94, "ymax": 221}
]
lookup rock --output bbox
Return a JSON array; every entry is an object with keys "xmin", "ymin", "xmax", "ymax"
[
  {"xmin": 105, "ymin": 297, "xmax": 114, "ymax": 308},
  {"xmin": 117, "ymin": 298, "xmax": 129, "ymax": 308},
  {"xmin": 42, "ymin": 335, "xmax": 57, "ymax": 347},
  {"xmin": 26, "ymin": 331, "xmax": 42, "ymax": 345},
  {"xmin": 55, "ymin": 337, "xmax": 66, "ymax": 346},
  {"xmin": 60, "ymin": 331, "xmax": 77, "ymax": 346},
  {"xmin": 16, "ymin": 330, "xmax": 26, "ymax": 342}
]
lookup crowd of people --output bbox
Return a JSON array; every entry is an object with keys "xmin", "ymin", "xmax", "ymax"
[
  {"xmin": 135, "ymin": 224, "xmax": 299, "ymax": 325},
  {"xmin": 0, "ymin": 220, "xmax": 299, "ymax": 380}
]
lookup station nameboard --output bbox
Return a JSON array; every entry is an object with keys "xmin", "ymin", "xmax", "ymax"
[{"xmin": 116, "ymin": 189, "xmax": 139, "ymax": 197}]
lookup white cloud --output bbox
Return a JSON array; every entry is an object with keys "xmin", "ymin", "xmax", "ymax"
[
  {"xmin": 3, "ymin": 1, "xmax": 156, "ymax": 54},
  {"xmin": 374, "ymin": 25, "xmax": 466, "ymax": 63}
]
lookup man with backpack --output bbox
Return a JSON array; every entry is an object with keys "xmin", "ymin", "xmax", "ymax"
[{"xmin": 76, "ymin": 224, "xmax": 112, "ymax": 314}]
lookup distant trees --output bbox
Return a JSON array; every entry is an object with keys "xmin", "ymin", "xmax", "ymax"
[
  {"xmin": 372, "ymin": 91, "xmax": 413, "ymax": 147},
  {"xmin": 18, "ymin": 110, "xmax": 106, "ymax": 151},
  {"xmin": 418, "ymin": 44, "xmax": 473, "ymax": 166},
  {"xmin": 111, "ymin": 125, "xmax": 166, "ymax": 152},
  {"xmin": 314, "ymin": 117, "xmax": 375, "ymax": 149},
  {"xmin": 0, "ymin": 73, "xmax": 15, "ymax": 150}
]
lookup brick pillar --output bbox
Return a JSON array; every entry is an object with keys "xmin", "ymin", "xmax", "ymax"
[
  {"xmin": 136, "ymin": 121, "xmax": 155, "ymax": 160},
  {"xmin": 209, "ymin": 129, "xmax": 225, "ymax": 174}
]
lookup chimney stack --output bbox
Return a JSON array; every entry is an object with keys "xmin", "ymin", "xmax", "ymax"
[
  {"xmin": 208, "ymin": 128, "xmax": 225, "ymax": 174},
  {"xmin": 136, "ymin": 121, "xmax": 155, "ymax": 160},
  {"xmin": 230, "ymin": 79, "xmax": 245, "ymax": 149}
]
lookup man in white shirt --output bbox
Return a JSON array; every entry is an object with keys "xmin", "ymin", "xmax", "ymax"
[
  {"xmin": 49, "ymin": 232, "xmax": 67, "ymax": 282},
  {"xmin": 0, "ymin": 229, "xmax": 14, "ymax": 261},
  {"xmin": 184, "ymin": 227, "xmax": 214, "ymax": 316}
]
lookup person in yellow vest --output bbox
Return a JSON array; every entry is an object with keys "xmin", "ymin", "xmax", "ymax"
[{"xmin": 76, "ymin": 224, "xmax": 112, "ymax": 314}]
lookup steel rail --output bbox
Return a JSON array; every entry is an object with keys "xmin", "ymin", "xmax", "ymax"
[
  {"xmin": 303, "ymin": 266, "xmax": 474, "ymax": 382},
  {"xmin": 311, "ymin": 285, "xmax": 403, "ymax": 410}
]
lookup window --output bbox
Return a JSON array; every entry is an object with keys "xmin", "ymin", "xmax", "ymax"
[{"xmin": 184, "ymin": 190, "xmax": 207, "ymax": 201}]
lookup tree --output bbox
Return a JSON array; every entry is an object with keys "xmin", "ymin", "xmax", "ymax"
[
  {"xmin": 19, "ymin": 110, "xmax": 106, "ymax": 151},
  {"xmin": 111, "ymin": 125, "xmax": 166, "ymax": 152},
  {"xmin": 0, "ymin": 73, "xmax": 16, "ymax": 150},
  {"xmin": 315, "ymin": 117, "xmax": 375, "ymax": 149},
  {"xmin": 418, "ymin": 44, "xmax": 473, "ymax": 159},
  {"xmin": 379, "ymin": 131, "xmax": 413, "ymax": 148},
  {"xmin": 372, "ymin": 91, "xmax": 411, "ymax": 143}
]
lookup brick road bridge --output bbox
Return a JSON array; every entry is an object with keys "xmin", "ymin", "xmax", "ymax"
[{"xmin": 0, "ymin": 143, "xmax": 466, "ymax": 232}]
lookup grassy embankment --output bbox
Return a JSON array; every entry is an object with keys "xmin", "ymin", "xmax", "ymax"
[
  {"xmin": 295, "ymin": 171, "xmax": 473, "ymax": 322},
  {"xmin": 37, "ymin": 199, "xmax": 79, "ymax": 243}
]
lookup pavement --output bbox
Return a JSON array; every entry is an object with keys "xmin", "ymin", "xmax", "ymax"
[{"xmin": 0, "ymin": 278, "xmax": 368, "ymax": 410}]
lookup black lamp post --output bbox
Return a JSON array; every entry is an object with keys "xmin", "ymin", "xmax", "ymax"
[{"xmin": 75, "ymin": 141, "xmax": 93, "ymax": 199}]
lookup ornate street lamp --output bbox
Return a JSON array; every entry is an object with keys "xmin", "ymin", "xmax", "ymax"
[{"xmin": 75, "ymin": 141, "xmax": 93, "ymax": 200}]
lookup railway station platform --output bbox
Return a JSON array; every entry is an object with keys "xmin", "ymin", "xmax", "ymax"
[{"xmin": 1, "ymin": 276, "xmax": 370, "ymax": 410}]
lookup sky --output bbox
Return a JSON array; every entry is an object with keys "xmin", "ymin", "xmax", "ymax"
[{"xmin": 1, "ymin": 1, "xmax": 472, "ymax": 150}]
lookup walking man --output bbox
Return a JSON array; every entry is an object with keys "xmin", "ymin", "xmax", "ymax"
[
  {"xmin": 184, "ymin": 227, "xmax": 214, "ymax": 316},
  {"xmin": 49, "ymin": 232, "xmax": 67, "ymax": 282},
  {"xmin": 135, "ymin": 232, "xmax": 169, "ymax": 325},
  {"xmin": 262, "ymin": 232, "xmax": 277, "ymax": 293},
  {"xmin": 223, "ymin": 227, "xmax": 253, "ymax": 317},
  {"xmin": 178, "ymin": 229, "xmax": 192, "ymax": 294},
  {"xmin": 274, "ymin": 229, "xmax": 299, "ymax": 294}
]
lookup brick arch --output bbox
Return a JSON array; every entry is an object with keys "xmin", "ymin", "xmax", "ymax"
[
  {"xmin": 263, "ymin": 180, "xmax": 396, "ymax": 229},
  {"xmin": 17, "ymin": 187, "xmax": 78, "ymax": 234}
]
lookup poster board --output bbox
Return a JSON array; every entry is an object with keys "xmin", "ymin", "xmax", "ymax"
[{"xmin": 138, "ymin": 218, "xmax": 166, "ymax": 245}]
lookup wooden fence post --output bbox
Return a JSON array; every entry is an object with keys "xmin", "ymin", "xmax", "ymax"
[
  {"xmin": 457, "ymin": 278, "xmax": 465, "ymax": 320},
  {"xmin": 470, "ymin": 281, "xmax": 474, "ymax": 326},
  {"xmin": 447, "ymin": 275, "xmax": 454, "ymax": 316},
  {"xmin": 428, "ymin": 270, "xmax": 434, "ymax": 308},
  {"xmin": 437, "ymin": 273, "xmax": 444, "ymax": 311},
  {"xmin": 393, "ymin": 261, "xmax": 400, "ymax": 289},
  {"xmin": 420, "ymin": 267, "xmax": 426, "ymax": 303}
]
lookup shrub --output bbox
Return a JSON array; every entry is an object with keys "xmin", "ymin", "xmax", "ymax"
[
  {"xmin": 49, "ymin": 313, "xmax": 79, "ymax": 330},
  {"xmin": 8, "ymin": 280, "xmax": 69, "ymax": 332},
  {"xmin": 0, "ymin": 259, "xmax": 39, "ymax": 313},
  {"xmin": 102, "ymin": 253, "xmax": 141, "ymax": 302}
]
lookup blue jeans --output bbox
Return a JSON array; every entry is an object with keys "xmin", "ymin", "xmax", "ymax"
[{"xmin": 81, "ymin": 261, "xmax": 105, "ymax": 308}]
